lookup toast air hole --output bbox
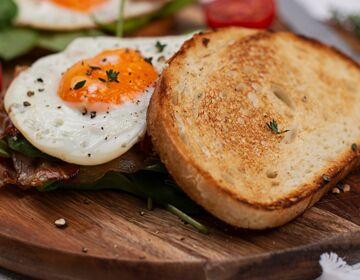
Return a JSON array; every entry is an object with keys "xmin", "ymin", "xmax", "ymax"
[
  {"xmin": 272, "ymin": 86, "xmax": 295, "ymax": 111},
  {"xmin": 266, "ymin": 170, "xmax": 278, "ymax": 179}
]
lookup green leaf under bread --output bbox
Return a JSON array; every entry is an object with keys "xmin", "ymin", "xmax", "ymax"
[
  {"xmin": 37, "ymin": 29, "xmax": 104, "ymax": 52},
  {"xmin": 0, "ymin": 0, "xmax": 17, "ymax": 29},
  {"xmin": 0, "ymin": 28, "xmax": 38, "ymax": 60}
]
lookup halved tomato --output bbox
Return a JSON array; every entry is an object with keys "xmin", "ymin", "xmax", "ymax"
[{"xmin": 203, "ymin": 0, "xmax": 276, "ymax": 29}]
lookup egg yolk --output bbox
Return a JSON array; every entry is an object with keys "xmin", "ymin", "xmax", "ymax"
[
  {"xmin": 58, "ymin": 49, "xmax": 158, "ymax": 111},
  {"xmin": 50, "ymin": 0, "xmax": 107, "ymax": 12}
]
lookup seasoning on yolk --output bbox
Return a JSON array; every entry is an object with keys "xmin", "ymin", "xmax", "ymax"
[
  {"xmin": 50, "ymin": 0, "xmax": 107, "ymax": 12},
  {"xmin": 58, "ymin": 49, "xmax": 158, "ymax": 111}
]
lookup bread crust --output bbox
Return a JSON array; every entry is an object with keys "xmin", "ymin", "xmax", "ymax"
[{"xmin": 147, "ymin": 28, "xmax": 360, "ymax": 229}]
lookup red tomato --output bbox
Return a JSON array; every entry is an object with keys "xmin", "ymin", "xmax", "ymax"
[{"xmin": 203, "ymin": 0, "xmax": 276, "ymax": 29}]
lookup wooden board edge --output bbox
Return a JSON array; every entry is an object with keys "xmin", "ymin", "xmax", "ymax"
[{"xmin": 1, "ymin": 230, "xmax": 360, "ymax": 280}]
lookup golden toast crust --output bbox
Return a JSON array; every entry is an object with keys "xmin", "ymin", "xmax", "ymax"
[{"xmin": 148, "ymin": 28, "xmax": 360, "ymax": 229}]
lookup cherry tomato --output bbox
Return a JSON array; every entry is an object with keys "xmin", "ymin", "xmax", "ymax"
[{"xmin": 203, "ymin": 0, "xmax": 276, "ymax": 29}]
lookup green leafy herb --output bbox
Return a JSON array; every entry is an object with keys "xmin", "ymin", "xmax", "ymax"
[
  {"xmin": 106, "ymin": 69, "xmax": 120, "ymax": 83},
  {"xmin": 155, "ymin": 41, "xmax": 167, "ymax": 52},
  {"xmin": 7, "ymin": 135, "xmax": 55, "ymax": 160},
  {"xmin": 37, "ymin": 30, "xmax": 104, "ymax": 52},
  {"xmin": 0, "ymin": 140, "xmax": 10, "ymax": 158},
  {"xmin": 0, "ymin": 0, "xmax": 18, "ymax": 28},
  {"xmin": 352, "ymin": 143, "xmax": 358, "ymax": 151},
  {"xmin": 266, "ymin": 119, "xmax": 289, "ymax": 134},
  {"xmin": 144, "ymin": 57, "xmax": 153, "ymax": 65},
  {"xmin": 40, "ymin": 171, "xmax": 202, "ymax": 214},
  {"xmin": 74, "ymin": 80, "xmax": 86, "ymax": 90},
  {"xmin": 0, "ymin": 28, "xmax": 38, "ymax": 60}
]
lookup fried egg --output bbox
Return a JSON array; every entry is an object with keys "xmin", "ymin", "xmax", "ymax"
[
  {"xmin": 14, "ymin": 0, "xmax": 170, "ymax": 30},
  {"xmin": 5, "ymin": 35, "xmax": 188, "ymax": 165}
]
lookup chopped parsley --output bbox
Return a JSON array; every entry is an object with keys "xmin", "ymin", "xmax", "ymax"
[
  {"xmin": 144, "ymin": 57, "xmax": 153, "ymax": 65},
  {"xmin": 106, "ymin": 69, "xmax": 120, "ymax": 83},
  {"xmin": 266, "ymin": 119, "xmax": 289, "ymax": 134},
  {"xmin": 352, "ymin": 143, "xmax": 358, "ymax": 151},
  {"xmin": 86, "ymin": 65, "xmax": 101, "ymax": 76},
  {"xmin": 155, "ymin": 41, "xmax": 167, "ymax": 52},
  {"xmin": 74, "ymin": 80, "xmax": 86, "ymax": 90}
]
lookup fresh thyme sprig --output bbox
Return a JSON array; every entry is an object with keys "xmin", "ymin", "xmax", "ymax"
[
  {"xmin": 266, "ymin": 119, "xmax": 289, "ymax": 134},
  {"xmin": 155, "ymin": 41, "xmax": 167, "ymax": 52},
  {"xmin": 106, "ymin": 69, "xmax": 120, "ymax": 83}
]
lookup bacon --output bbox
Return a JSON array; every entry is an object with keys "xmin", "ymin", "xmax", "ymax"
[{"xmin": 11, "ymin": 153, "xmax": 79, "ymax": 189}]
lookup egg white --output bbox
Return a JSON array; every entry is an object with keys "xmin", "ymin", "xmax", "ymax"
[
  {"xmin": 4, "ymin": 35, "xmax": 189, "ymax": 165},
  {"xmin": 14, "ymin": 0, "xmax": 170, "ymax": 30}
]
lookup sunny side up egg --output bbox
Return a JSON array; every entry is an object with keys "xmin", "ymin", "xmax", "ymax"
[
  {"xmin": 14, "ymin": 0, "xmax": 170, "ymax": 30},
  {"xmin": 4, "ymin": 35, "xmax": 188, "ymax": 165}
]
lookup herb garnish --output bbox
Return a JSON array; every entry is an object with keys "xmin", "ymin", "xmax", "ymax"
[
  {"xmin": 23, "ymin": 101, "xmax": 31, "ymax": 107},
  {"xmin": 352, "ymin": 143, "xmax": 358, "ymax": 151},
  {"xmin": 202, "ymin": 38, "xmax": 210, "ymax": 47},
  {"xmin": 86, "ymin": 65, "xmax": 101, "ymax": 76},
  {"xmin": 74, "ymin": 80, "xmax": 86, "ymax": 90},
  {"xmin": 155, "ymin": 41, "xmax": 167, "ymax": 52},
  {"xmin": 98, "ymin": 77, "xmax": 106, "ymax": 83},
  {"xmin": 144, "ymin": 57, "xmax": 153, "ymax": 65},
  {"xmin": 106, "ymin": 69, "xmax": 120, "ymax": 83},
  {"xmin": 266, "ymin": 119, "xmax": 289, "ymax": 134}
]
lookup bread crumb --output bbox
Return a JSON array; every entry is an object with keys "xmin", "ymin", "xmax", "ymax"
[
  {"xmin": 343, "ymin": 184, "xmax": 351, "ymax": 192},
  {"xmin": 332, "ymin": 187, "xmax": 341, "ymax": 194},
  {"xmin": 54, "ymin": 218, "xmax": 67, "ymax": 228}
]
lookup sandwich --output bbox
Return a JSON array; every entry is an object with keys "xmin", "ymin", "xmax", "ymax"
[
  {"xmin": 0, "ymin": 0, "xmax": 193, "ymax": 60},
  {"xmin": 2, "ymin": 27, "xmax": 360, "ymax": 230},
  {"xmin": 1, "ymin": 35, "xmax": 207, "ymax": 221}
]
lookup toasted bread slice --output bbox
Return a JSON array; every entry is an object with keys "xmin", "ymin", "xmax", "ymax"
[{"xmin": 147, "ymin": 28, "xmax": 360, "ymax": 229}]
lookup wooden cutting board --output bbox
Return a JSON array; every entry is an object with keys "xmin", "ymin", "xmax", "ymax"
[
  {"xmin": 0, "ymin": 172, "xmax": 360, "ymax": 280},
  {"xmin": 1, "ymin": 5, "xmax": 360, "ymax": 280}
]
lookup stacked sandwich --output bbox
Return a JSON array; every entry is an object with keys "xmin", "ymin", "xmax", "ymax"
[{"xmin": 2, "ymin": 27, "xmax": 360, "ymax": 229}]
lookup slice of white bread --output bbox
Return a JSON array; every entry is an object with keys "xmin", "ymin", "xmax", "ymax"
[{"xmin": 147, "ymin": 28, "xmax": 360, "ymax": 229}]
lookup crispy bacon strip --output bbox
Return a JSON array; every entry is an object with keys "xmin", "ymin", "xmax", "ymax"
[{"xmin": 12, "ymin": 153, "xmax": 79, "ymax": 189}]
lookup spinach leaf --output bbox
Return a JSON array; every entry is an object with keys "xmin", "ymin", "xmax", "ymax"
[
  {"xmin": 37, "ymin": 29, "xmax": 104, "ymax": 52},
  {"xmin": 41, "ymin": 171, "xmax": 202, "ymax": 214},
  {"xmin": 0, "ymin": 28, "xmax": 38, "ymax": 60},
  {"xmin": 0, "ymin": 0, "xmax": 17, "ymax": 28},
  {"xmin": 0, "ymin": 139, "xmax": 10, "ymax": 158},
  {"xmin": 7, "ymin": 135, "xmax": 55, "ymax": 160}
]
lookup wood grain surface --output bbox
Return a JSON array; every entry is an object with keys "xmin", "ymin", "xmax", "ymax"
[{"xmin": 1, "ymin": 4, "xmax": 360, "ymax": 280}]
